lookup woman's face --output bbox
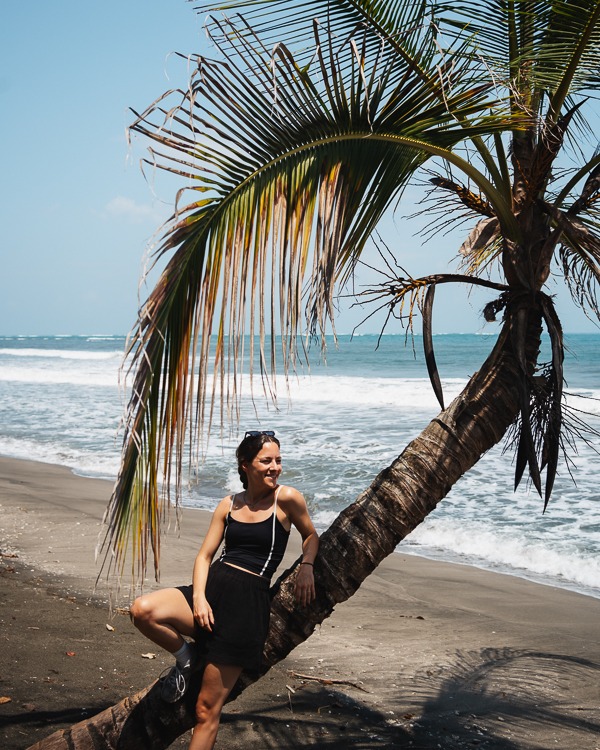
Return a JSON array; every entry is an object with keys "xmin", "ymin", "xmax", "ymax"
[{"xmin": 243, "ymin": 441, "xmax": 282, "ymax": 491}]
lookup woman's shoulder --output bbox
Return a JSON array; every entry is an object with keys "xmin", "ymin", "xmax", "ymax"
[
  {"xmin": 213, "ymin": 494, "xmax": 235, "ymax": 517},
  {"xmin": 276, "ymin": 484, "xmax": 306, "ymax": 504}
]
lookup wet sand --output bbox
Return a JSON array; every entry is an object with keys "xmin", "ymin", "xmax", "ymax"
[{"xmin": 0, "ymin": 456, "xmax": 599, "ymax": 749}]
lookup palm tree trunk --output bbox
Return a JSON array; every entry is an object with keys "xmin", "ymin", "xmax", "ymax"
[{"xmin": 27, "ymin": 313, "xmax": 542, "ymax": 750}]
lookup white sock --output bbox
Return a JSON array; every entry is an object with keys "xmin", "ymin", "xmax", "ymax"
[{"xmin": 172, "ymin": 641, "xmax": 194, "ymax": 669}]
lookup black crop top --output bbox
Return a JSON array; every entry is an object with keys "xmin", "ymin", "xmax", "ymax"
[{"xmin": 219, "ymin": 486, "xmax": 290, "ymax": 579}]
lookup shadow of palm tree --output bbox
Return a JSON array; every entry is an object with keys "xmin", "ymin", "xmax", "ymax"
[
  {"xmin": 25, "ymin": 647, "xmax": 597, "ymax": 749},
  {"xmin": 218, "ymin": 682, "xmax": 413, "ymax": 749},
  {"xmin": 158, "ymin": 647, "xmax": 600, "ymax": 749},
  {"xmin": 0, "ymin": 706, "xmax": 109, "ymax": 728},
  {"xmin": 403, "ymin": 648, "xmax": 600, "ymax": 749}
]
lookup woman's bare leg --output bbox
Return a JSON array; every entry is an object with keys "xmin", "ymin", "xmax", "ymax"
[
  {"xmin": 188, "ymin": 663, "xmax": 243, "ymax": 750},
  {"xmin": 130, "ymin": 588, "xmax": 196, "ymax": 652}
]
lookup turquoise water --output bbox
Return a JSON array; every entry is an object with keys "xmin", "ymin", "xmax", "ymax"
[{"xmin": 0, "ymin": 333, "xmax": 598, "ymax": 597}]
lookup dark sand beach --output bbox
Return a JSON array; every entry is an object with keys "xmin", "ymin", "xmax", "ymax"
[{"xmin": 0, "ymin": 456, "xmax": 599, "ymax": 749}]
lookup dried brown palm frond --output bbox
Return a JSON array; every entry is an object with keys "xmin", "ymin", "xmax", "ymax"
[
  {"xmin": 429, "ymin": 175, "xmax": 496, "ymax": 217},
  {"xmin": 356, "ymin": 266, "xmax": 510, "ymax": 409},
  {"xmin": 482, "ymin": 290, "xmax": 566, "ymax": 505},
  {"xmin": 505, "ymin": 375, "xmax": 600, "ymax": 508},
  {"xmin": 539, "ymin": 201, "xmax": 600, "ymax": 322},
  {"xmin": 458, "ymin": 217, "xmax": 502, "ymax": 276}
]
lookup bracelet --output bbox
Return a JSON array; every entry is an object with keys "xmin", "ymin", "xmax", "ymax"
[{"xmin": 300, "ymin": 561, "xmax": 313, "ymax": 566}]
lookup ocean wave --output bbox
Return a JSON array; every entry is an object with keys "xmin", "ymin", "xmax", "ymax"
[
  {"xmin": 0, "ymin": 366, "xmax": 127, "ymax": 388},
  {"xmin": 405, "ymin": 518, "xmax": 600, "ymax": 598},
  {"xmin": 0, "ymin": 348, "xmax": 123, "ymax": 360},
  {"xmin": 0, "ymin": 436, "xmax": 120, "ymax": 480},
  {"xmin": 202, "ymin": 373, "xmax": 469, "ymax": 411}
]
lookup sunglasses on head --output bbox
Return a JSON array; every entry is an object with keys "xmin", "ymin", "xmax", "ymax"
[{"xmin": 244, "ymin": 430, "xmax": 276, "ymax": 439}]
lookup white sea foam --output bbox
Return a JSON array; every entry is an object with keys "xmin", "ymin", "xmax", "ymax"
[
  {"xmin": 0, "ymin": 436, "xmax": 120, "ymax": 479},
  {"xmin": 203, "ymin": 372, "xmax": 467, "ymax": 412},
  {"xmin": 0, "ymin": 365, "xmax": 124, "ymax": 388},
  {"xmin": 564, "ymin": 391, "xmax": 600, "ymax": 417},
  {"xmin": 405, "ymin": 518, "xmax": 600, "ymax": 597},
  {"xmin": 0, "ymin": 348, "xmax": 123, "ymax": 360},
  {"xmin": 284, "ymin": 374, "xmax": 466, "ymax": 408}
]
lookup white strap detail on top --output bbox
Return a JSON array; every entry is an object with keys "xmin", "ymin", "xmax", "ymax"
[
  {"xmin": 259, "ymin": 485, "xmax": 282, "ymax": 577},
  {"xmin": 219, "ymin": 495, "xmax": 235, "ymax": 562}
]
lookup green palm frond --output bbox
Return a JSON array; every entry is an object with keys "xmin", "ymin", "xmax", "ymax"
[
  {"xmin": 435, "ymin": 0, "xmax": 600, "ymax": 117},
  {"xmin": 99, "ymin": 18, "xmax": 522, "ymax": 580},
  {"xmin": 196, "ymin": 0, "xmax": 529, "ymax": 188},
  {"xmin": 194, "ymin": 0, "xmax": 429, "ymax": 63}
]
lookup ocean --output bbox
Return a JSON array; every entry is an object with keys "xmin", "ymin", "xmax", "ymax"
[{"xmin": 0, "ymin": 333, "xmax": 598, "ymax": 598}]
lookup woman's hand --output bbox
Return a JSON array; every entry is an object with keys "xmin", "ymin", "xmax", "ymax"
[
  {"xmin": 193, "ymin": 596, "xmax": 215, "ymax": 632},
  {"xmin": 295, "ymin": 563, "xmax": 316, "ymax": 607},
  {"xmin": 190, "ymin": 496, "xmax": 230, "ymax": 633},
  {"xmin": 277, "ymin": 486, "xmax": 319, "ymax": 607}
]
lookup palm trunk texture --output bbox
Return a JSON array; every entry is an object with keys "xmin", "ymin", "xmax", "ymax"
[{"xmin": 27, "ymin": 315, "xmax": 542, "ymax": 750}]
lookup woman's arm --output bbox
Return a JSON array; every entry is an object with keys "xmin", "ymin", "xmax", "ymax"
[
  {"xmin": 191, "ymin": 496, "xmax": 230, "ymax": 631},
  {"xmin": 279, "ymin": 486, "xmax": 319, "ymax": 606}
]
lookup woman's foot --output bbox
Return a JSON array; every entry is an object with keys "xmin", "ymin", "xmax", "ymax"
[{"xmin": 160, "ymin": 660, "xmax": 195, "ymax": 702}]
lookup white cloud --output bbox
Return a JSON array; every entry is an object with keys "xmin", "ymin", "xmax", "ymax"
[{"xmin": 105, "ymin": 196, "xmax": 167, "ymax": 224}]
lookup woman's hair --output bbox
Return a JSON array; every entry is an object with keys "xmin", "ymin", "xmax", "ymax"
[{"xmin": 236, "ymin": 432, "xmax": 280, "ymax": 489}]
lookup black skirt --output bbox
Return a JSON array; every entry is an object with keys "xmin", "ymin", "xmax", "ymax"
[{"xmin": 177, "ymin": 561, "xmax": 271, "ymax": 673}]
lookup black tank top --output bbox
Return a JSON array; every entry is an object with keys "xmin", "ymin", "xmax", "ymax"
[{"xmin": 219, "ymin": 486, "xmax": 290, "ymax": 579}]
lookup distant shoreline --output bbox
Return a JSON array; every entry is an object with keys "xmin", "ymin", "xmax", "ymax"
[{"xmin": 2, "ymin": 330, "xmax": 599, "ymax": 337}]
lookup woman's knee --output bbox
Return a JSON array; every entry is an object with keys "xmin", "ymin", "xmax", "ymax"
[
  {"xmin": 129, "ymin": 594, "xmax": 155, "ymax": 627},
  {"xmin": 194, "ymin": 695, "xmax": 222, "ymax": 727}
]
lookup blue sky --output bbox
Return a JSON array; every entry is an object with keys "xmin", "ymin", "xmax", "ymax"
[{"xmin": 1, "ymin": 1, "xmax": 597, "ymax": 336}]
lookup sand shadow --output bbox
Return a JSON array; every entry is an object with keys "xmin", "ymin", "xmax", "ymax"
[
  {"xmin": 0, "ymin": 702, "xmax": 116, "ymax": 741},
  {"xmin": 220, "ymin": 683, "xmax": 414, "ymax": 749},
  {"xmin": 403, "ymin": 647, "xmax": 600, "ymax": 749},
  {"xmin": 10, "ymin": 648, "xmax": 597, "ymax": 749},
  {"xmin": 110, "ymin": 673, "xmax": 414, "ymax": 749},
  {"xmin": 215, "ymin": 647, "xmax": 600, "ymax": 750}
]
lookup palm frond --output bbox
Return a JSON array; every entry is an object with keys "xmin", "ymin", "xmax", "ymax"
[
  {"xmin": 554, "ymin": 152, "xmax": 600, "ymax": 209},
  {"xmin": 567, "ymin": 161, "xmax": 600, "ymax": 216},
  {"xmin": 357, "ymin": 270, "xmax": 511, "ymax": 400},
  {"xmin": 511, "ymin": 303, "xmax": 543, "ymax": 495},
  {"xmin": 422, "ymin": 284, "xmax": 444, "ymax": 409},
  {"xmin": 434, "ymin": 0, "xmax": 600, "ymax": 117},
  {"xmin": 193, "ymin": 0, "xmax": 430, "ymax": 66},
  {"xmin": 429, "ymin": 175, "xmax": 496, "ymax": 217},
  {"xmin": 540, "ymin": 201, "xmax": 600, "ymax": 321},
  {"xmin": 539, "ymin": 297, "xmax": 564, "ymax": 507},
  {"xmin": 100, "ymin": 18, "xmax": 520, "ymax": 580},
  {"xmin": 408, "ymin": 170, "xmax": 505, "ymax": 276},
  {"xmin": 194, "ymin": 0, "xmax": 527, "ymax": 190},
  {"xmin": 502, "ymin": 292, "xmax": 566, "ymax": 507},
  {"xmin": 459, "ymin": 216, "xmax": 500, "ymax": 257}
]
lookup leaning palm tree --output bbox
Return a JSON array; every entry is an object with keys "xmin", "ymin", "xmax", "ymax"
[{"xmin": 30, "ymin": 0, "xmax": 599, "ymax": 748}]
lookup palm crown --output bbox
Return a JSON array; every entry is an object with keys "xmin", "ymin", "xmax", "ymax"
[{"xmin": 100, "ymin": 0, "xmax": 600, "ymax": 582}]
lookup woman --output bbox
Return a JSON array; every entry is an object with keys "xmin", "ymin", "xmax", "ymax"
[{"xmin": 130, "ymin": 430, "xmax": 319, "ymax": 750}]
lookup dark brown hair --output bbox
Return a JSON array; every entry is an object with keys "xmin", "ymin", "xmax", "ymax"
[{"xmin": 236, "ymin": 433, "xmax": 280, "ymax": 489}]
